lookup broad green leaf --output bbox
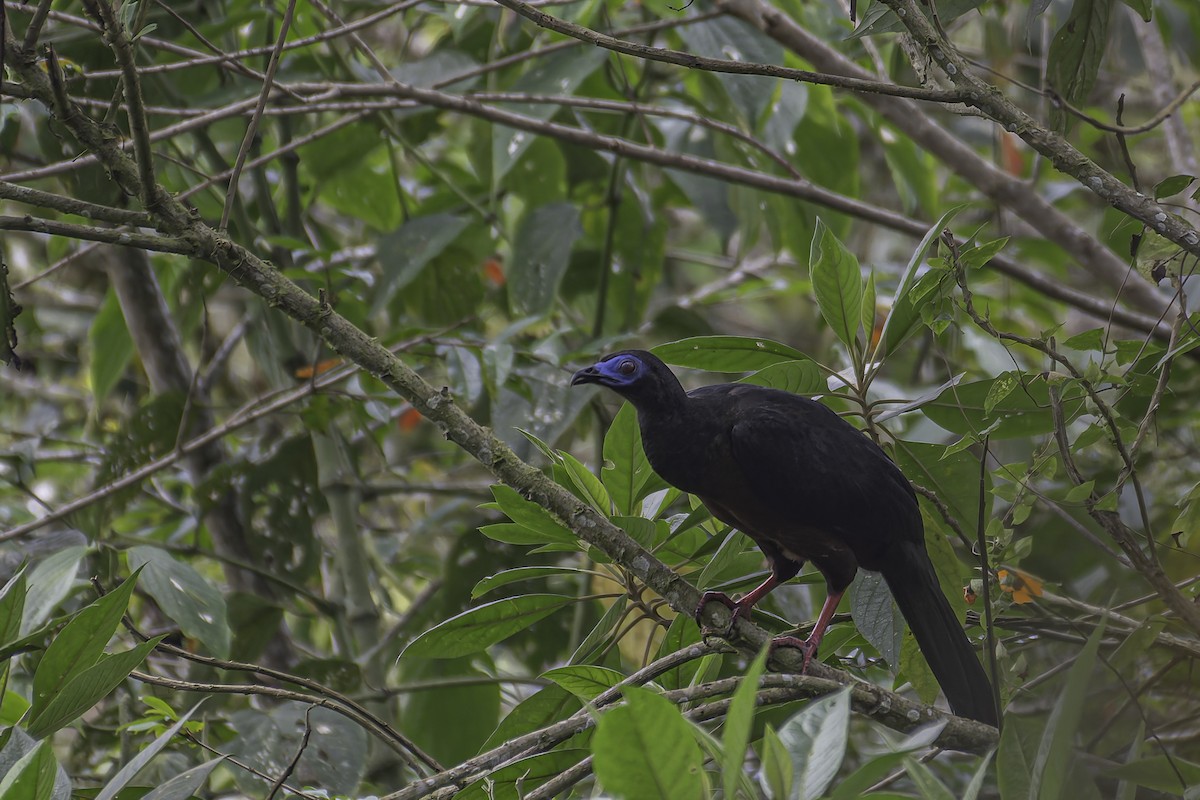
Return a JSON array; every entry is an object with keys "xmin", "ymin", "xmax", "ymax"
[
  {"xmin": 471, "ymin": 566, "xmax": 589, "ymax": 599},
  {"xmin": 27, "ymin": 636, "xmax": 162, "ymax": 739},
  {"xmin": 899, "ymin": 628, "xmax": 940, "ymax": 705},
  {"xmin": 1154, "ymin": 174, "xmax": 1194, "ymax": 200},
  {"xmin": 848, "ymin": 571, "xmax": 902, "ymax": 666},
  {"xmin": 0, "ymin": 739, "xmax": 57, "ymax": 800},
  {"xmin": 30, "ymin": 569, "xmax": 142, "ymax": 719},
  {"xmin": 402, "ymin": 595, "xmax": 575, "ymax": 659},
  {"xmin": 453, "ymin": 750, "xmax": 588, "ymax": 800},
  {"xmin": 1118, "ymin": 0, "xmax": 1150, "ymax": 20},
  {"xmin": 653, "ymin": 336, "xmax": 808, "ymax": 372},
  {"xmin": 677, "ymin": 17, "xmax": 783, "ymax": 126},
  {"xmin": 810, "ymin": 220, "xmax": 863, "ymax": 348},
  {"xmin": 402, "ymin": 657, "xmax": 499, "ymax": 765},
  {"xmin": 603, "ymin": 404, "xmax": 653, "ymax": 517},
  {"xmin": 1, "ymin": 568, "xmax": 28, "ymax": 647},
  {"xmin": 373, "ymin": 214, "xmax": 470, "ymax": 313},
  {"xmin": 1030, "ymin": 618, "xmax": 1106, "ymax": 800},
  {"xmin": 142, "ymin": 758, "xmax": 224, "ymax": 800},
  {"xmin": 127, "ymin": 546, "xmax": 231, "ymax": 659},
  {"xmin": 559, "ymin": 452, "xmax": 611, "ymax": 514},
  {"xmin": 508, "ymin": 202, "xmax": 582, "ymax": 317},
  {"xmin": 1103, "ymin": 755, "xmax": 1200, "ymax": 794},
  {"xmin": 542, "ymin": 665, "xmax": 625, "ymax": 700},
  {"xmin": 776, "ymin": 687, "xmax": 851, "ymax": 800},
  {"xmin": 758, "ymin": 725, "xmax": 794, "ymax": 800},
  {"xmin": 1047, "ymin": 0, "xmax": 1114, "ymax": 128},
  {"xmin": 963, "ymin": 750, "xmax": 997, "ymax": 800},
  {"xmin": 877, "ymin": 206, "xmax": 965, "ymax": 359},
  {"xmin": 89, "ymin": 287, "xmax": 134, "ymax": 405},
  {"xmin": 481, "ymin": 685, "xmax": 580, "ymax": 751},
  {"xmin": 95, "ymin": 702, "xmax": 203, "ymax": 800},
  {"xmin": 484, "ymin": 484, "xmax": 577, "ymax": 545},
  {"xmin": 722, "ymin": 645, "xmax": 770, "ymax": 800},
  {"xmin": 920, "ymin": 373, "xmax": 1086, "ymax": 439},
  {"xmin": 654, "ymin": 613, "xmax": 703, "ymax": 691},
  {"xmin": 740, "ymin": 359, "xmax": 825, "ymax": 394},
  {"xmin": 22, "ymin": 547, "xmax": 85, "ymax": 636},
  {"xmin": 570, "ymin": 595, "xmax": 627, "ymax": 665},
  {"xmin": 592, "ymin": 687, "xmax": 704, "ymax": 800}
]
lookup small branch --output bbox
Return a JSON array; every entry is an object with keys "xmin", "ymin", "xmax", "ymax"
[
  {"xmin": 0, "ymin": 215, "xmax": 193, "ymax": 254},
  {"xmin": 491, "ymin": 0, "xmax": 964, "ymax": 104},
  {"xmin": 0, "ymin": 180, "xmax": 151, "ymax": 224},
  {"xmin": 219, "ymin": 0, "xmax": 297, "ymax": 230},
  {"xmin": 22, "ymin": 0, "xmax": 54, "ymax": 51}
]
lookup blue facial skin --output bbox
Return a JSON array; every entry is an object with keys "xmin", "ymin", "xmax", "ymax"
[{"xmin": 570, "ymin": 353, "xmax": 644, "ymax": 390}]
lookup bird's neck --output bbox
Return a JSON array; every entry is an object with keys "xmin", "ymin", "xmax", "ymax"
[{"xmin": 633, "ymin": 394, "xmax": 709, "ymax": 495}]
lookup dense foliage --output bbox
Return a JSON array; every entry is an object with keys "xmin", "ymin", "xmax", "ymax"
[{"xmin": 2, "ymin": 0, "xmax": 1199, "ymax": 796}]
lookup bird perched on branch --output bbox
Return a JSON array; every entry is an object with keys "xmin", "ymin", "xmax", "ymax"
[{"xmin": 572, "ymin": 349, "xmax": 998, "ymax": 725}]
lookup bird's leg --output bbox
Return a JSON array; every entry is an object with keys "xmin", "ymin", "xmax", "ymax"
[
  {"xmin": 771, "ymin": 588, "xmax": 844, "ymax": 673},
  {"xmin": 694, "ymin": 573, "xmax": 781, "ymax": 634}
]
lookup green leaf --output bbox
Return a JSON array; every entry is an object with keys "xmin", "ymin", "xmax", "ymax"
[
  {"xmin": 570, "ymin": 595, "xmax": 627, "ymax": 664},
  {"xmin": 142, "ymin": 758, "xmax": 224, "ymax": 800},
  {"xmin": 542, "ymin": 665, "xmax": 625, "ymax": 700},
  {"xmin": 1030, "ymin": 618, "xmax": 1106, "ymax": 800},
  {"xmin": 677, "ymin": 17, "xmax": 783, "ymax": 126},
  {"xmin": 810, "ymin": 219, "xmax": 864, "ymax": 348},
  {"xmin": 983, "ymin": 373, "xmax": 1018, "ymax": 415},
  {"xmin": 127, "ymin": 546, "xmax": 231, "ymax": 659},
  {"xmin": 848, "ymin": 571, "xmax": 902, "ymax": 666},
  {"xmin": 903, "ymin": 756, "xmax": 956, "ymax": 800},
  {"xmin": 481, "ymin": 685, "xmax": 580, "ymax": 751},
  {"xmin": 602, "ymin": 403, "xmax": 652, "ymax": 517},
  {"xmin": 27, "ymin": 635, "xmax": 162, "ymax": 739},
  {"xmin": 0, "ymin": 739, "xmax": 58, "ymax": 800},
  {"xmin": 30, "ymin": 569, "xmax": 142, "ymax": 720},
  {"xmin": 722, "ymin": 645, "xmax": 770, "ymax": 800},
  {"xmin": 920, "ymin": 373, "xmax": 1086, "ymax": 439},
  {"xmin": 373, "ymin": 214, "xmax": 470, "ymax": 313},
  {"xmin": 484, "ymin": 484, "xmax": 577, "ymax": 546},
  {"xmin": 95, "ymin": 702, "xmax": 203, "ymax": 800},
  {"xmin": 740, "ymin": 359, "xmax": 825, "ymax": 394},
  {"xmin": 471, "ymin": 566, "xmax": 589, "ymax": 598},
  {"xmin": 592, "ymin": 687, "xmax": 705, "ymax": 800},
  {"xmin": 963, "ymin": 750, "xmax": 997, "ymax": 800},
  {"xmin": 877, "ymin": 206, "xmax": 964, "ymax": 358},
  {"xmin": 758, "ymin": 725, "xmax": 793, "ymax": 800},
  {"xmin": 508, "ymin": 202, "xmax": 582, "ymax": 317},
  {"xmin": 22, "ymin": 546, "xmax": 85, "ymax": 637},
  {"xmin": 402, "ymin": 595, "xmax": 575, "ymax": 659},
  {"xmin": 1154, "ymin": 174, "xmax": 1194, "ymax": 200},
  {"xmin": 1118, "ymin": 0, "xmax": 1151, "ymax": 22},
  {"xmin": 559, "ymin": 452, "xmax": 612, "ymax": 514},
  {"xmin": 89, "ymin": 287, "xmax": 135, "ymax": 405},
  {"xmin": 776, "ymin": 687, "xmax": 851, "ymax": 800},
  {"xmin": 653, "ymin": 336, "xmax": 809, "ymax": 372},
  {"xmin": 0, "ymin": 568, "xmax": 28, "ymax": 648},
  {"xmin": 1047, "ymin": 0, "xmax": 1114, "ymax": 127},
  {"xmin": 1103, "ymin": 755, "xmax": 1200, "ymax": 794}
]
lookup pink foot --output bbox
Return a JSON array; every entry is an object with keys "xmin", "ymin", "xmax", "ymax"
[
  {"xmin": 695, "ymin": 591, "xmax": 752, "ymax": 636},
  {"xmin": 769, "ymin": 634, "xmax": 820, "ymax": 673}
]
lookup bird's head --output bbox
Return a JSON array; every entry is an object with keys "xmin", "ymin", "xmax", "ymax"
[{"xmin": 571, "ymin": 350, "xmax": 685, "ymax": 410}]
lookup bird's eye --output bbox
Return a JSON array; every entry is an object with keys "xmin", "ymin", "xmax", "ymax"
[{"xmin": 618, "ymin": 359, "xmax": 636, "ymax": 375}]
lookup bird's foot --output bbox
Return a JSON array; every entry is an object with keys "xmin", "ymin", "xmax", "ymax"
[
  {"xmin": 694, "ymin": 591, "xmax": 751, "ymax": 637},
  {"xmin": 769, "ymin": 634, "xmax": 820, "ymax": 673}
]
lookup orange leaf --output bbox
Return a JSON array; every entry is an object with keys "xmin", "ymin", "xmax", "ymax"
[
  {"xmin": 398, "ymin": 407, "xmax": 423, "ymax": 432},
  {"xmin": 483, "ymin": 258, "xmax": 505, "ymax": 287},
  {"xmin": 997, "ymin": 568, "xmax": 1044, "ymax": 604}
]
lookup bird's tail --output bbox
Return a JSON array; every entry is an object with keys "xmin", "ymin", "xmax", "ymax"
[{"xmin": 880, "ymin": 541, "xmax": 998, "ymax": 726}]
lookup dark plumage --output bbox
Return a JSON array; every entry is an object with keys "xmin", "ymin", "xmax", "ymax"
[{"xmin": 572, "ymin": 349, "xmax": 998, "ymax": 726}]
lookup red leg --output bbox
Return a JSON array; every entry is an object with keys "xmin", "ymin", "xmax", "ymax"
[
  {"xmin": 771, "ymin": 588, "xmax": 845, "ymax": 672},
  {"xmin": 695, "ymin": 573, "xmax": 782, "ymax": 633}
]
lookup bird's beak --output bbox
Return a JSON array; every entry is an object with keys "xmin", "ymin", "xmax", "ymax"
[{"xmin": 571, "ymin": 365, "xmax": 601, "ymax": 386}]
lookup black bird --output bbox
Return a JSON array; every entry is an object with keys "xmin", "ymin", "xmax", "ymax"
[{"xmin": 572, "ymin": 349, "xmax": 998, "ymax": 725}]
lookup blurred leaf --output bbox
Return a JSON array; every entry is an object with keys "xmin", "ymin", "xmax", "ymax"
[
  {"xmin": 903, "ymin": 756, "xmax": 956, "ymax": 800},
  {"xmin": 1030, "ymin": 618, "xmax": 1106, "ymax": 800},
  {"xmin": 810, "ymin": 219, "xmax": 863, "ymax": 348},
  {"xmin": 1154, "ymin": 174, "xmax": 1194, "ymax": 200},
  {"xmin": 508, "ymin": 203, "xmax": 582, "ymax": 317},
  {"xmin": 88, "ymin": 287, "xmax": 134, "ymax": 405},
  {"xmin": 374, "ymin": 214, "xmax": 470, "ymax": 313},
  {"xmin": 1, "ymin": 568, "xmax": 28, "ymax": 648},
  {"xmin": 758, "ymin": 725, "xmax": 793, "ymax": 800},
  {"xmin": 127, "ymin": 546, "xmax": 230, "ymax": 659},
  {"xmin": 920, "ymin": 373, "xmax": 1086, "ymax": 438},
  {"xmin": 570, "ymin": 595, "xmax": 627, "ymax": 664},
  {"xmin": 22, "ymin": 547, "xmax": 85, "ymax": 637},
  {"xmin": 226, "ymin": 705, "xmax": 366, "ymax": 795},
  {"xmin": 1118, "ymin": 0, "xmax": 1150, "ymax": 20},
  {"xmin": 1047, "ymin": 0, "xmax": 1114, "ymax": 128},
  {"xmin": 0, "ymin": 739, "xmax": 57, "ymax": 800},
  {"xmin": 850, "ymin": 0, "xmax": 986, "ymax": 38},
  {"xmin": 402, "ymin": 595, "xmax": 575, "ymax": 659},
  {"xmin": 678, "ymin": 17, "xmax": 783, "ymax": 125},
  {"xmin": 404, "ymin": 657, "xmax": 500, "ymax": 765},
  {"xmin": 141, "ymin": 758, "xmax": 224, "ymax": 800},
  {"xmin": 1103, "ymin": 755, "xmax": 1200, "ymax": 793},
  {"xmin": 592, "ymin": 687, "xmax": 705, "ymax": 800}
]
